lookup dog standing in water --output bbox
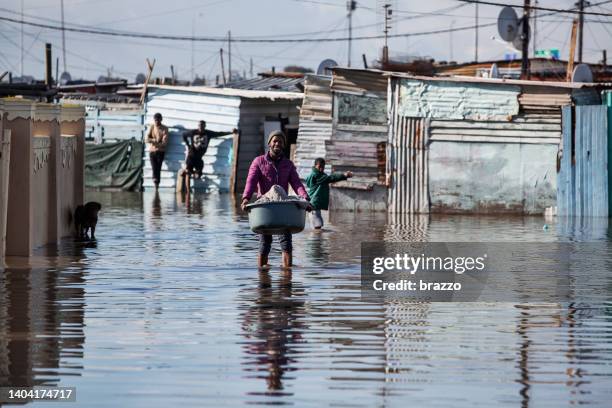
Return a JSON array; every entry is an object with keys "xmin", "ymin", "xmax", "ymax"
[{"xmin": 74, "ymin": 202, "xmax": 102, "ymax": 240}]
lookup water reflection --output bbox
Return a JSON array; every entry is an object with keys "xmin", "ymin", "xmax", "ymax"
[
  {"xmin": 0, "ymin": 243, "xmax": 87, "ymax": 389},
  {"xmin": 240, "ymin": 269, "xmax": 306, "ymax": 394},
  {"xmin": 0, "ymin": 191, "xmax": 611, "ymax": 407}
]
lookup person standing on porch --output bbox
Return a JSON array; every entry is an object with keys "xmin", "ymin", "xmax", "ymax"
[{"xmin": 146, "ymin": 112, "xmax": 169, "ymax": 190}]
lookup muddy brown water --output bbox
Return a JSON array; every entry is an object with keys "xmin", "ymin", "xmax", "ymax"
[{"xmin": 1, "ymin": 191, "xmax": 611, "ymax": 407}]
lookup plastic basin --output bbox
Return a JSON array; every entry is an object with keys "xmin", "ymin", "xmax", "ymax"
[{"xmin": 246, "ymin": 201, "xmax": 306, "ymax": 234}]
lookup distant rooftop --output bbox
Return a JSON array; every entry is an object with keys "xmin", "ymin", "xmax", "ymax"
[{"xmin": 221, "ymin": 74, "xmax": 304, "ymax": 93}]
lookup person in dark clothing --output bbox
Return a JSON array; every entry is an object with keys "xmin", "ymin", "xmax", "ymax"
[
  {"xmin": 305, "ymin": 158, "xmax": 352, "ymax": 229},
  {"xmin": 182, "ymin": 120, "xmax": 238, "ymax": 178}
]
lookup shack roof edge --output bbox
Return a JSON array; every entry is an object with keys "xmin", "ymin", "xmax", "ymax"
[
  {"xmin": 149, "ymin": 85, "xmax": 303, "ymax": 100},
  {"xmin": 331, "ymin": 67, "xmax": 612, "ymax": 89}
]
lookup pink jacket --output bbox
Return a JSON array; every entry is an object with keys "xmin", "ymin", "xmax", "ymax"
[{"xmin": 242, "ymin": 153, "xmax": 309, "ymax": 201}]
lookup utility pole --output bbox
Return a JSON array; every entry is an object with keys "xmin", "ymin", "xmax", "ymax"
[
  {"xmin": 577, "ymin": 0, "xmax": 585, "ymax": 63},
  {"xmin": 450, "ymin": 21, "xmax": 455, "ymax": 62},
  {"xmin": 347, "ymin": 0, "xmax": 356, "ymax": 67},
  {"xmin": 532, "ymin": 0, "xmax": 537, "ymax": 57},
  {"xmin": 520, "ymin": 0, "xmax": 531, "ymax": 79},
  {"xmin": 228, "ymin": 30, "xmax": 232, "ymax": 83},
  {"xmin": 44, "ymin": 43, "xmax": 53, "ymax": 86},
  {"xmin": 474, "ymin": 4, "xmax": 478, "ymax": 62},
  {"xmin": 60, "ymin": 0, "xmax": 67, "ymax": 74},
  {"xmin": 20, "ymin": 0, "xmax": 24, "ymax": 77},
  {"xmin": 249, "ymin": 57, "xmax": 253, "ymax": 78},
  {"xmin": 191, "ymin": 16, "xmax": 195, "ymax": 83},
  {"xmin": 382, "ymin": 3, "xmax": 391, "ymax": 64},
  {"xmin": 219, "ymin": 48, "xmax": 226, "ymax": 85}
]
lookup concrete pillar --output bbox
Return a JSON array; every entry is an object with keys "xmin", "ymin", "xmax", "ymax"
[
  {"xmin": 0, "ymin": 126, "xmax": 11, "ymax": 260},
  {"xmin": 59, "ymin": 105, "xmax": 86, "ymax": 238},
  {"xmin": 2, "ymin": 99, "xmax": 34, "ymax": 256},
  {"xmin": 33, "ymin": 103, "xmax": 61, "ymax": 245}
]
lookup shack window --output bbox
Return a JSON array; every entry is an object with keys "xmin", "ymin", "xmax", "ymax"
[{"xmin": 336, "ymin": 94, "xmax": 386, "ymax": 126}]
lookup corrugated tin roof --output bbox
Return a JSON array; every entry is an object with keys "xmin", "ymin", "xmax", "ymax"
[
  {"xmin": 331, "ymin": 68, "xmax": 387, "ymax": 96},
  {"xmin": 221, "ymin": 76, "xmax": 304, "ymax": 92},
  {"xmin": 149, "ymin": 85, "xmax": 303, "ymax": 100},
  {"xmin": 332, "ymin": 67, "xmax": 612, "ymax": 89}
]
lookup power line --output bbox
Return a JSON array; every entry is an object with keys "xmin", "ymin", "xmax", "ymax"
[
  {"xmin": 0, "ymin": 14, "xmax": 499, "ymax": 43},
  {"xmin": 456, "ymin": 0, "xmax": 612, "ymax": 17}
]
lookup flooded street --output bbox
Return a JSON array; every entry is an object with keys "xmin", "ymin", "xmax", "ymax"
[{"xmin": 1, "ymin": 191, "xmax": 612, "ymax": 407}]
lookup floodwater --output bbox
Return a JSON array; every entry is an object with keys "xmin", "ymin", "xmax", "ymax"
[{"xmin": 1, "ymin": 190, "xmax": 611, "ymax": 407}]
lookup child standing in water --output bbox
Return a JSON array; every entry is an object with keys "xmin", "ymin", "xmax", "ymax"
[{"xmin": 305, "ymin": 158, "xmax": 352, "ymax": 229}]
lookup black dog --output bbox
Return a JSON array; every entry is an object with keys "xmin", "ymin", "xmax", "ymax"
[{"xmin": 74, "ymin": 202, "xmax": 102, "ymax": 240}]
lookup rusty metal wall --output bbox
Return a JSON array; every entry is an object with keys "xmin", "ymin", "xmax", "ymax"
[{"xmin": 557, "ymin": 105, "xmax": 608, "ymax": 217}]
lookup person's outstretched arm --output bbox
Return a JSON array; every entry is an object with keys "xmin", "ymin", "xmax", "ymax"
[
  {"xmin": 206, "ymin": 128, "xmax": 239, "ymax": 139},
  {"xmin": 312, "ymin": 171, "xmax": 353, "ymax": 186}
]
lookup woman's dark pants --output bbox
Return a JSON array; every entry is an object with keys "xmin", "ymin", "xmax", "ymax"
[{"xmin": 259, "ymin": 233, "xmax": 292, "ymax": 256}]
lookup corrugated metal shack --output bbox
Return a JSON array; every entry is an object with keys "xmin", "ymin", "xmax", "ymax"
[
  {"xmin": 59, "ymin": 95, "xmax": 144, "ymax": 143},
  {"xmin": 144, "ymin": 85, "xmax": 303, "ymax": 192},
  {"xmin": 295, "ymin": 74, "xmax": 332, "ymax": 178},
  {"xmin": 386, "ymin": 72, "xmax": 608, "ymax": 215},
  {"xmin": 326, "ymin": 68, "xmax": 389, "ymax": 211}
]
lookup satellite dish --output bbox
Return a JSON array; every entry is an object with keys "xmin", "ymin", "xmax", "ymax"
[
  {"xmin": 59, "ymin": 71, "xmax": 71, "ymax": 85},
  {"xmin": 498, "ymin": 6, "xmax": 519, "ymax": 42},
  {"xmin": 512, "ymin": 19, "xmax": 530, "ymax": 51},
  {"xmin": 135, "ymin": 73, "xmax": 146, "ymax": 84},
  {"xmin": 490, "ymin": 63, "xmax": 499, "ymax": 79},
  {"xmin": 572, "ymin": 64, "xmax": 593, "ymax": 83},
  {"xmin": 317, "ymin": 59, "xmax": 338, "ymax": 75}
]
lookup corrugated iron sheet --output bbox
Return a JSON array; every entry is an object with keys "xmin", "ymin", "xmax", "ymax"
[
  {"xmin": 223, "ymin": 76, "xmax": 304, "ymax": 93},
  {"xmin": 398, "ymin": 79, "xmax": 521, "ymax": 120},
  {"xmin": 428, "ymin": 112, "xmax": 561, "ymax": 144},
  {"xmin": 606, "ymin": 91, "xmax": 612, "ymax": 215},
  {"xmin": 387, "ymin": 81, "xmax": 429, "ymax": 214},
  {"xmin": 557, "ymin": 105, "xmax": 608, "ymax": 217},
  {"xmin": 296, "ymin": 75, "xmax": 332, "ymax": 178},
  {"xmin": 387, "ymin": 116, "xmax": 429, "ymax": 214},
  {"xmin": 518, "ymin": 87, "xmax": 571, "ymax": 110},
  {"xmin": 331, "ymin": 68, "xmax": 387, "ymax": 97}
]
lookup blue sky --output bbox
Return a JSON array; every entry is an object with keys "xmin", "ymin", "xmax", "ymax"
[{"xmin": 1, "ymin": 0, "xmax": 610, "ymax": 82}]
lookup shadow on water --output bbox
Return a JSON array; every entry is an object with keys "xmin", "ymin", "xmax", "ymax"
[{"xmin": 1, "ymin": 190, "xmax": 611, "ymax": 407}]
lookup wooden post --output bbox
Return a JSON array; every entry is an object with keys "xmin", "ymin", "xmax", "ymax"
[
  {"xmin": 520, "ymin": 0, "xmax": 531, "ymax": 80},
  {"xmin": 139, "ymin": 58, "xmax": 156, "ymax": 106},
  {"xmin": 567, "ymin": 20, "xmax": 578, "ymax": 82},
  {"xmin": 230, "ymin": 130, "xmax": 240, "ymax": 194},
  {"xmin": 45, "ymin": 43, "xmax": 53, "ymax": 86}
]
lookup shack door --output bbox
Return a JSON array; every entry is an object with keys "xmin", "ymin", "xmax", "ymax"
[{"xmin": 387, "ymin": 116, "xmax": 430, "ymax": 214}]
